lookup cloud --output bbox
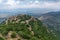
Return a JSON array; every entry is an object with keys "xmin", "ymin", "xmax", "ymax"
[
  {"xmin": 0, "ymin": 0, "xmax": 2, "ymax": 3},
  {"xmin": 0, "ymin": 0, "xmax": 60, "ymax": 11}
]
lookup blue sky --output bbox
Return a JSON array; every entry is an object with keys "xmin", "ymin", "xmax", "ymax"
[{"xmin": 0, "ymin": 0, "xmax": 60, "ymax": 17}]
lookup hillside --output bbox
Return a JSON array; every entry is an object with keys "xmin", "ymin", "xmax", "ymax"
[
  {"xmin": 0, "ymin": 18, "xmax": 6, "ymax": 23},
  {"xmin": 0, "ymin": 14, "xmax": 57, "ymax": 40},
  {"xmin": 39, "ymin": 11, "xmax": 60, "ymax": 39}
]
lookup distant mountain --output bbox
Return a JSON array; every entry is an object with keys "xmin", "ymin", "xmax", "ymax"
[
  {"xmin": 0, "ymin": 8, "xmax": 49, "ymax": 17},
  {"xmin": 0, "ymin": 14, "xmax": 57, "ymax": 40},
  {"xmin": 39, "ymin": 11, "xmax": 60, "ymax": 39}
]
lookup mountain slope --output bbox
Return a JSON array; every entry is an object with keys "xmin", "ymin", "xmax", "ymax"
[
  {"xmin": 0, "ymin": 18, "xmax": 6, "ymax": 23},
  {"xmin": 39, "ymin": 11, "xmax": 60, "ymax": 39},
  {"xmin": 0, "ymin": 14, "xmax": 57, "ymax": 40}
]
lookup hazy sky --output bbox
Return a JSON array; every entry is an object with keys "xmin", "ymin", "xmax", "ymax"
[
  {"xmin": 0, "ymin": 0, "xmax": 60, "ymax": 9},
  {"xmin": 0, "ymin": 0, "xmax": 60, "ymax": 17}
]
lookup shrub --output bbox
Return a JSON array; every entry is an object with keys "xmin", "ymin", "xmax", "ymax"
[
  {"xmin": 11, "ymin": 32, "xmax": 16, "ymax": 38},
  {"xmin": 0, "ymin": 37, "xmax": 4, "ymax": 40}
]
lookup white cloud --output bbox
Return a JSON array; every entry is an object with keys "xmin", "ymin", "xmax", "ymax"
[
  {"xmin": 5, "ymin": 0, "xmax": 17, "ymax": 6},
  {"xmin": 0, "ymin": 0, "xmax": 2, "ymax": 3},
  {"xmin": 34, "ymin": 0, "xmax": 40, "ymax": 4},
  {"xmin": 0, "ymin": 0, "xmax": 60, "ymax": 11}
]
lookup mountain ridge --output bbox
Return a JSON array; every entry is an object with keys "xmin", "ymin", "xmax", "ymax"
[
  {"xmin": 39, "ymin": 11, "xmax": 60, "ymax": 40},
  {"xmin": 0, "ymin": 14, "xmax": 57, "ymax": 40}
]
